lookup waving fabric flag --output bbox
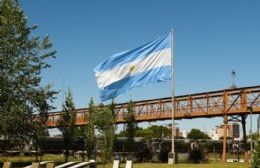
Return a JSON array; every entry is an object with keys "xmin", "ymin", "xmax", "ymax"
[{"xmin": 94, "ymin": 33, "xmax": 171, "ymax": 101}]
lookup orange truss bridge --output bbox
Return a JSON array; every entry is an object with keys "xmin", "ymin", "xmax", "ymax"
[
  {"xmin": 47, "ymin": 85, "xmax": 260, "ymax": 163},
  {"xmin": 47, "ymin": 85, "xmax": 260, "ymax": 127}
]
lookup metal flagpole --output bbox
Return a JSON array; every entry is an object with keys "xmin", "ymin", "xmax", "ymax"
[{"xmin": 169, "ymin": 28, "xmax": 176, "ymax": 164}]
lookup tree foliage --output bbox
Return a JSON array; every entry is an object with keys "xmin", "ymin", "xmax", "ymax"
[
  {"xmin": 83, "ymin": 98, "xmax": 97, "ymax": 160},
  {"xmin": 123, "ymin": 100, "xmax": 137, "ymax": 151},
  {"xmin": 57, "ymin": 89, "xmax": 76, "ymax": 162},
  {"xmin": 137, "ymin": 125, "xmax": 170, "ymax": 139},
  {"xmin": 31, "ymin": 89, "xmax": 52, "ymax": 161},
  {"xmin": 248, "ymin": 132, "xmax": 260, "ymax": 141},
  {"xmin": 188, "ymin": 141, "xmax": 207, "ymax": 163},
  {"xmin": 108, "ymin": 100, "xmax": 117, "ymax": 154},
  {"xmin": 187, "ymin": 129, "xmax": 210, "ymax": 140},
  {"xmin": 119, "ymin": 125, "xmax": 171, "ymax": 140},
  {"xmin": 95, "ymin": 105, "xmax": 115, "ymax": 165},
  {"xmin": 252, "ymin": 140, "xmax": 260, "ymax": 168},
  {"xmin": 0, "ymin": 0, "xmax": 56, "ymax": 151}
]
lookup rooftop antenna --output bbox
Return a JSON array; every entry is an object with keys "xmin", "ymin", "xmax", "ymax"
[{"xmin": 231, "ymin": 70, "xmax": 237, "ymax": 89}]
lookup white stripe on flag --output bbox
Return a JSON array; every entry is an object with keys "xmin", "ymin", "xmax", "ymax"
[{"xmin": 95, "ymin": 48, "xmax": 171, "ymax": 88}]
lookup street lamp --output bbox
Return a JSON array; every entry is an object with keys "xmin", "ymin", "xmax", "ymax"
[
  {"xmin": 231, "ymin": 70, "xmax": 237, "ymax": 88},
  {"xmin": 247, "ymin": 106, "xmax": 253, "ymax": 161},
  {"xmin": 257, "ymin": 114, "xmax": 260, "ymax": 140}
]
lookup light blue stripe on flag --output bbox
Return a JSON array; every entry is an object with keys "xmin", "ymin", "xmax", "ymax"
[{"xmin": 94, "ymin": 33, "xmax": 171, "ymax": 101}]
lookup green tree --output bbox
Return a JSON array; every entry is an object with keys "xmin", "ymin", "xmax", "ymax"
[
  {"xmin": 108, "ymin": 100, "xmax": 117, "ymax": 154},
  {"xmin": 188, "ymin": 141, "xmax": 207, "ymax": 163},
  {"xmin": 108, "ymin": 100, "xmax": 117, "ymax": 120},
  {"xmin": 31, "ymin": 88, "xmax": 53, "ymax": 161},
  {"xmin": 247, "ymin": 132, "xmax": 260, "ymax": 141},
  {"xmin": 252, "ymin": 140, "xmax": 260, "ymax": 168},
  {"xmin": 73, "ymin": 126, "xmax": 86, "ymax": 161},
  {"xmin": 0, "ymin": 0, "xmax": 56, "ymax": 151},
  {"xmin": 149, "ymin": 125, "xmax": 170, "ymax": 138},
  {"xmin": 96, "ymin": 105, "xmax": 115, "ymax": 166},
  {"xmin": 57, "ymin": 89, "xmax": 76, "ymax": 162},
  {"xmin": 123, "ymin": 100, "xmax": 137, "ymax": 151},
  {"xmin": 134, "ymin": 125, "xmax": 170, "ymax": 139},
  {"xmin": 135, "ymin": 128, "xmax": 153, "ymax": 139},
  {"xmin": 187, "ymin": 129, "xmax": 210, "ymax": 140},
  {"xmin": 83, "ymin": 98, "xmax": 97, "ymax": 160}
]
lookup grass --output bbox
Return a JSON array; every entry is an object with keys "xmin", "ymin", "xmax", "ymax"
[
  {"xmin": 97, "ymin": 162, "xmax": 250, "ymax": 168},
  {"xmin": 0, "ymin": 155, "xmax": 251, "ymax": 168},
  {"xmin": 0, "ymin": 154, "xmax": 66, "ymax": 162}
]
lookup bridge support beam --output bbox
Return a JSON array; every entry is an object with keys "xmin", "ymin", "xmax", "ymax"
[
  {"xmin": 222, "ymin": 114, "xmax": 228, "ymax": 163},
  {"xmin": 222, "ymin": 91, "xmax": 228, "ymax": 164},
  {"xmin": 241, "ymin": 115, "xmax": 249, "ymax": 162}
]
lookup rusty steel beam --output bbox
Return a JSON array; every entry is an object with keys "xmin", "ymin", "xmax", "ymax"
[
  {"xmin": 222, "ymin": 91, "xmax": 228, "ymax": 163},
  {"xmin": 47, "ymin": 85, "xmax": 260, "ymax": 127},
  {"xmin": 222, "ymin": 114, "xmax": 228, "ymax": 163}
]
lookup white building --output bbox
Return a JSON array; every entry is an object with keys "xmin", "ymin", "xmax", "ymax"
[
  {"xmin": 209, "ymin": 128, "xmax": 220, "ymax": 140},
  {"xmin": 182, "ymin": 131, "xmax": 187, "ymax": 138}
]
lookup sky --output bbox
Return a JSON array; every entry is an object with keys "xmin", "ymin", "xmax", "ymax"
[{"xmin": 19, "ymin": 0, "xmax": 260, "ymax": 135}]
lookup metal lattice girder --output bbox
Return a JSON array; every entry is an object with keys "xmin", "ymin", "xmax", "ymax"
[{"xmin": 46, "ymin": 85, "xmax": 260, "ymax": 127}]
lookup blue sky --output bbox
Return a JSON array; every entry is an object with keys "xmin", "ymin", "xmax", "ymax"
[{"xmin": 20, "ymin": 0, "xmax": 260, "ymax": 134}]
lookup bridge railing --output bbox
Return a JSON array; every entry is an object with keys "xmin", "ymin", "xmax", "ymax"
[{"xmin": 46, "ymin": 85, "xmax": 260, "ymax": 127}]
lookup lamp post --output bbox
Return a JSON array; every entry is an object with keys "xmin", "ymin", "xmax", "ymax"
[
  {"xmin": 257, "ymin": 114, "xmax": 260, "ymax": 140},
  {"xmin": 231, "ymin": 70, "xmax": 237, "ymax": 88},
  {"xmin": 247, "ymin": 106, "xmax": 253, "ymax": 161}
]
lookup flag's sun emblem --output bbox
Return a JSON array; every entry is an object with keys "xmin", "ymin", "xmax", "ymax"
[{"xmin": 129, "ymin": 65, "xmax": 136, "ymax": 74}]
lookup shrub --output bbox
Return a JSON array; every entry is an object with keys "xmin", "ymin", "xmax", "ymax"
[
  {"xmin": 158, "ymin": 140, "xmax": 171, "ymax": 162},
  {"xmin": 136, "ymin": 147, "xmax": 153, "ymax": 162},
  {"xmin": 188, "ymin": 141, "xmax": 207, "ymax": 163},
  {"xmin": 252, "ymin": 140, "xmax": 260, "ymax": 168}
]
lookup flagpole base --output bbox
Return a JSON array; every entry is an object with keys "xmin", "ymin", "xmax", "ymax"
[{"xmin": 168, "ymin": 152, "xmax": 176, "ymax": 164}]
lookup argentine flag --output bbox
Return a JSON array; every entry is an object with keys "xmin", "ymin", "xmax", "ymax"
[{"xmin": 94, "ymin": 33, "xmax": 172, "ymax": 101}]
